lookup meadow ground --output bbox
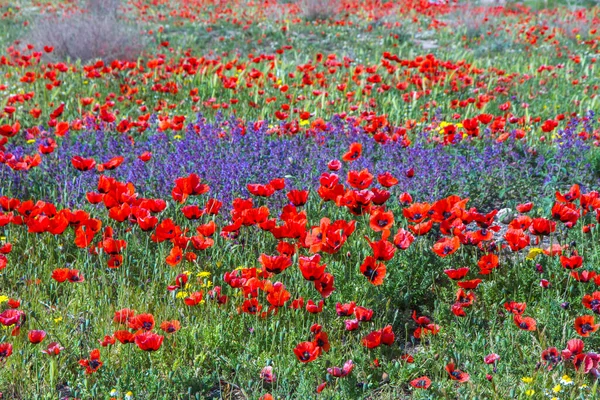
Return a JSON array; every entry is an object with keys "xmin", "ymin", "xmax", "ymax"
[{"xmin": 1, "ymin": 0, "xmax": 600, "ymax": 399}]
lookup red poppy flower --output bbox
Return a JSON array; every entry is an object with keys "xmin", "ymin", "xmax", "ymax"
[
  {"xmin": 360, "ymin": 256, "xmax": 386, "ymax": 286},
  {"xmin": 298, "ymin": 254, "xmax": 326, "ymax": 281},
  {"xmin": 504, "ymin": 228, "xmax": 530, "ymax": 251},
  {"xmin": 259, "ymin": 254, "xmax": 292, "ymax": 274},
  {"xmin": 366, "ymin": 237, "xmax": 396, "ymax": 261},
  {"xmin": 204, "ymin": 198, "xmax": 223, "ymax": 215},
  {"xmin": 573, "ymin": 353, "xmax": 598, "ymax": 373},
  {"xmin": 51, "ymin": 268, "xmax": 70, "ymax": 283},
  {"xmin": 160, "ymin": 320, "xmax": 181, "ymax": 334},
  {"xmin": 562, "ymin": 338, "xmax": 584, "ymax": 360},
  {"xmin": 444, "ymin": 267, "xmax": 469, "ymax": 280},
  {"xmin": 362, "ymin": 329, "xmax": 382, "ymax": 349},
  {"xmin": 266, "ymin": 282, "xmax": 291, "ymax": 307},
  {"xmin": 113, "ymin": 308, "xmax": 135, "ymax": 324},
  {"xmin": 572, "ymin": 270, "xmax": 597, "ymax": 282},
  {"xmin": 313, "ymin": 331, "xmax": 330, "ymax": 353},
  {"xmin": 327, "ymin": 360, "xmax": 354, "ymax": 378},
  {"xmin": 371, "ymin": 188, "xmax": 390, "ymax": 205},
  {"xmin": 102, "ymin": 238, "xmax": 126, "ymax": 255},
  {"xmin": 306, "ymin": 299, "xmax": 324, "ymax": 314},
  {"xmin": 42, "ymin": 342, "xmax": 64, "ymax": 356},
  {"xmin": 381, "ymin": 325, "xmax": 396, "ymax": 346},
  {"xmin": 347, "ymin": 169, "xmax": 373, "ymax": 190},
  {"xmin": 513, "ymin": 315, "xmax": 537, "ymax": 331},
  {"xmin": 445, "ymin": 363, "xmax": 469, "ymax": 382},
  {"xmin": 345, "ymin": 319, "xmax": 359, "ymax": 331},
  {"xmin": 477, "ymin": 254, "xmax": 499, "ymax": 273},
  {"xmin": 128, "ymin": 313, "xmax": 155, "ymax": 331},
  {"xmin": 165, "ymin": 246, "xmax": 183, "ymax": 267},
  {"xmin": 135, "ymin": 331, "xmax": 164, "ymax": 351},
  {"xmin": 78, "ymin": 349, "xmax": 103, "ymax": 374},
  {"xmin": 287, "ymin": 190, "xmax": 309, "ymax": 206},
  {"xmin": 556, "ymin": 184, "xmax": 581, "ymax": 203},
  {"xmin": 138, "ymin": 151, "xmax": 152, "ymax": 162},
  {"xmin": 504, "ymin": 301, "xmax": 526, "ymax": 315},
  {"xmin": 28, "ymin": 330, "xmax": 46, "ymax": 344},
  {"xmin": 560, "ymin": 254, "xmax": 583, "ymax": 270},
  {"xmin": 582, "ymin": 292, "xmax": 600, "ymax": 313},
  {"xmin": 432, "ymin": 236, "xmax": 460, "ymax": 257},
  {"xmin": 248, "ymin": 183, "xmax": 275, "ymax": 197},
  {"xmin": 398, "ymin": 192, "xmax": 413, "ymax": 206},
  {"xmin": 410, "ymin": 376, "xmax": 431, "ymax": 389},
  {"xmin": 71, "ymin": 156, "xmax": 96, "ymax": 171},
  {"xmin": 0, "ymin": 343, "xmax": 13, "ymax": 361},
  {"xmin": 293, "ymin": 341, "xmax": 319, "ymax": 363},
  {"xmin": 97, "ymin": 156, "xmax": 124, "ymax": 172},
  {"xmin": 114, "ymin": 330, "xmax": 136, "ymax": 344},
  {"xmin": 369, "ymin": 210, "xmax": 394, "ymax": 232},
  {"xmin": 336, "ymin": 302, "xmax": 356, "ymax": 317},
  {"xmin": 541, "ymin": 347, "xmax": 561, "ymax": 369},
  {"xmin": 240, "ymin": 298, "xmax": 262, "ymax": 315},
  {"xmin": 484, "ymin": 353, "xmax": 500, "ymax": 364},
  {"xmin": 575, "ymin": 315, "xmax": 600, "ymax": 337},
  {"xmin": 172, "ymin": 173, "xmax": 209, "ymax": 203},
  {"xmin": 509, "ymin": 215, "xmax": 532, "ymax": 230},
  {"xmin": 184, "ymin": 291, "xmax": 205, "ymax": 306},
  {"xmin": 355, "ymin": 306, "xmax": 373, "ymax": 322},
  {"xmin": 328, "ymin": 160, "xmax": 341, "ymax": 171},
  {"xmin": 529, "ymin": 218, "xmax": 556, "ymax": 236},
  {"xmin": 99, "ymin": 335, "xmax": 116, "ymax": 347},
  {"xmin": 458, "ymin": 279, "xmax": 482, "ymax": 290},
  {"xmin": 362, "ymin": 325, "xmax": 394, "ymax": 348},
  {"xmin": 393, "ymin": 228, "xmax": 414, "ymax": 250},
  {"xmin": 151, "ymin": 218, "xmax": 181, "ymax": 243},
  {"xmin": 0, "ymin": 309, "xmax": 24, "ymax": 326},
  {"xmin": 181, "ymin": 205, "xmax": 204, "ymax": 220},
  {"xmin": 451, "ymin": 302, "xmax": 466, "ymax": 317},
  {"xmin": 516, "ymin": 202, "xmax": 534, "ymax": 213},
  {"xmin": 377, "ymin": 172, "xmax": 398, "ymax": 188},
  {"xmin": 342, "ymin": 142, "xmax": 362, "ymax": 162}
]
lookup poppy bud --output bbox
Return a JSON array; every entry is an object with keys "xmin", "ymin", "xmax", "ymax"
[
  {"xmin": 486, "ymin": 374, "xmax": 493, "ymax": 381},
  {"xmin": 535, "ymin": 264, "xmax": 543, "ymax": 273},
  {"xmin": 328, "ymin": 159, "xmax": 341, "ymax": 171}
]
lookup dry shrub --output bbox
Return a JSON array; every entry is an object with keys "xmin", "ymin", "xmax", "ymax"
[
  {"xmin": 297, "ymin": 0, "xmax": 342, "ymax": 21},
  {"xmin": 24, "ymin": 0, "xmax": 145, "ymax": 63}
]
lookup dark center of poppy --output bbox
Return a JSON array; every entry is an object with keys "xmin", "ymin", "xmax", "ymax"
[
  {"xmin": 142, "ymin": 321, "xmax": 152, "ymax": 330},
  {"xmin": 519, "ymin": 322, "xmax": 529, "ymax": 329},
  {"xmin": 301, "ymin": 351, "xmax": 311, "ymax": 361},
  {"xmin": 247, "ymin": 305, "xmax": 257, "ymax": 313},
  {"xmin": 451, "ymin": 371, "xmax": 462, "ymax": 379},
  {"xmin": 413, "ymin": 213, "xmax": 422, "ymax": 220},
  {"xmin": 581, "ymin": 323, "xmax": 592, "ymax": 333},
  {"xmin": 89, "ymin": 360, "xmax": 101, "ymax": 369},
  {"xmin": 377, "ymin": 219, "xmax": 388, "ymax": 227},
  {"xmin": 364, "ymin": 267, "xmax": 377, "ymax": 280}
]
